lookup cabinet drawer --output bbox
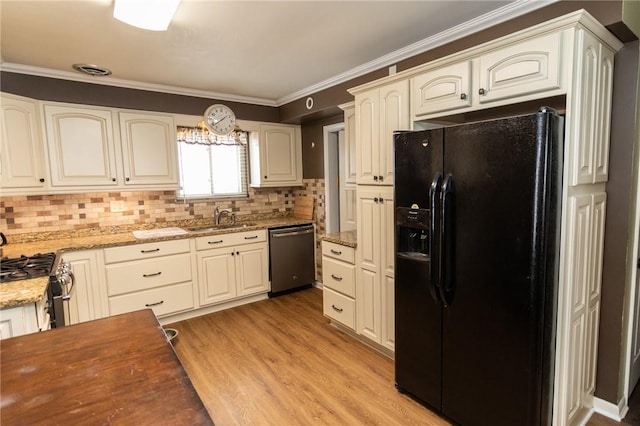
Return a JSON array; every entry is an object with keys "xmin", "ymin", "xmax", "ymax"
[
  {"xmin": 322, "ymin": 257, "xmax": 355, "ymax": 298},
  {"xmin": 104, "ymin": 239, "xmax": 190, "ymax": 264},
  {"xmin": 321, "ymin": 241, "xmax": 355, "ymax": 263},
  {"xmin": 108, "ymin": 281, "xmax": 194, "ymax": 317},
  {"xmin": 323, "ymin": 288, "xmax": 355, "ymax": 330},
  {"xmin": 105, "ymin": 254, "xmax": 192, "ymax": 296},
  {"xmin": 195, "ymin": 229, "xmax": 267, "ymax": 251}
]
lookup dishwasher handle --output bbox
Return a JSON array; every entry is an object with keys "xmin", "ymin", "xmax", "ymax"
[{"xmin": 271, "ymin": 228, "xmax": 314, "ymax": 238}]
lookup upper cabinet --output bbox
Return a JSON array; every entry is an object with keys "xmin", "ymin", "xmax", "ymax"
[
  {"xmin": 476, "ymin": 31, "xmax": 562, "ymax": 105},
  {"xmin": 249, "ymin": 123, "xmax": 302, "ymax": 187},
  {"xmin": 412, "ymin": 60, "xmax": 472, "ymax": 117},
  {"xmin": 0, "ymin": 93, "xmax": 47, "ymax": 193},
  {"xmin": 341, "ymin": 103, "xmax": 357, "ymax": 184},
  {"xmin": 43, "ymin": 104, "xmax": 119, "ymax": 188},
  {"xmin": 411, "ymin": 31, "xmax": 565, "ymax": 121},
  {"xmin": 118, "ymin": 111, "xmax": 178, "ymax": 186},
  {"xmin": 1, "ymin": 100, "xmax": 180, "ymax": 194},
  {"xmin": 355, "ymin": 80, "xmax": 409, "ymax": 185}
]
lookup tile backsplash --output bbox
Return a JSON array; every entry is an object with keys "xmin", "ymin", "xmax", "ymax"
[{"xmin": 0, "ymin": 179, "xmax": 326, "ymax": 237}]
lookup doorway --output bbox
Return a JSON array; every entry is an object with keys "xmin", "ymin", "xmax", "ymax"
[{"xmin": 323, "ymin": 122, "xmax": 349, "ymax": 235}]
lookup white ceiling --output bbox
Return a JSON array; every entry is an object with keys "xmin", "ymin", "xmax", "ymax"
[{"xmin": 0, "ymin": 0, "xmax": 553, "ymax": 106}]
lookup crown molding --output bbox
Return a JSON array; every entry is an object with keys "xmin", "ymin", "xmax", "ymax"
[
  {"xmin": 2, "ymin": 0, "xmax": 557, "ymax": 108},
  {"xmin": 276, "ymin": 0, "xmax": 558, "ymax": 105},
  {"xmin": 0, "ymin": 62, "xmax": 279, "ymax": 107}
]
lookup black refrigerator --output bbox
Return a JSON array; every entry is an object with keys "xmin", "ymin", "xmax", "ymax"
[{"xmin": 394, "ymin": 108, "xmax": 563, "ymax": 426}]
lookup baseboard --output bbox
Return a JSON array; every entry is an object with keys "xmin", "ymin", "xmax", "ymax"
[{"xmin": 593, "ymin": 396, "xmax": 629, "ymax": 422}]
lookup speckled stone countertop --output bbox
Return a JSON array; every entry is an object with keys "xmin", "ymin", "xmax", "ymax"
[
  {"xmin": 0, "ymin": 215, "xmax": 313, "ymax": 309},
  {"xmin": 321, "ymin": 230, "xmax": 357, "ymax": 248}
]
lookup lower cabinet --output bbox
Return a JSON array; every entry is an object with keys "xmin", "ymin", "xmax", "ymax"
[
  {"xmin": 64, "ymin": 249, "xmax": 106, "ymax": 324},
  {"xmin": 103, "ymin": 239, "xmax": 195, "ymax": 318},
  {"xmin": 196, "ymin": 230, "xmax": 269, "ymax": 307},
  {"xmin": 0, "ymin": 293, "xmax": 48, "ymax": 340},
  {"xmin": 322, "ymin": 241, "xmax": 356, "ymax": 330}
]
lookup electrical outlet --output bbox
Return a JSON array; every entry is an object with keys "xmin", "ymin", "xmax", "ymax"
[
  {"xmin": 268, "ymin": 193, "xmax": 278, "ymax": 202},
  {"xmin": 110, "ymin": 200, "xmax": 125, "ymax": 213}
]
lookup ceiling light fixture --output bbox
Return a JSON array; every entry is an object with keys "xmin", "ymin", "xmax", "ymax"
[{"xmin": 113, "ymin": 0, "xmax": 181, "ymax": 31}]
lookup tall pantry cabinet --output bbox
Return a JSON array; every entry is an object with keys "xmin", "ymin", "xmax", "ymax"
[
  {"xmin": 353, "ymin": 80, "xmax": 409, "ymax": 352},
  {"xmin": 346, "ymin": 10, "xmax": 621, "ymax": 426}
]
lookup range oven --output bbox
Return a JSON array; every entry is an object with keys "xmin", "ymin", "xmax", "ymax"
[{"xmin": 0, "ymin": 252, "xmax": 74, "ymax": 328}]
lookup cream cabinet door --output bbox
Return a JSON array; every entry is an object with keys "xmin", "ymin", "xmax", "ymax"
[
  {"xmin": 43, "ymin": 104, "xmax": 118, "ymax": 187},
  {"xmin": 197, "ymin": 248, "xmax": 237, "ymax": 306},
  {"xmin": 0, "ymin": 304, "xmax": 39, "ymax": 340},
  {"xmin": 356, "ymin": 186, "xmax": 382, "ymax": 271},
  {"xmin": 382, "ymin": 273, "xmax": 395, "ymax": 351},
  {"xmin": 380, "ymin": 186, "xmax": 395, "ymax": 277},
  {"xmin": 236, "ymin": 242, "xmax": 269, "ymax": 297},
  {"xmin": 343, "ymin": 105, "xmax": 357, "ymax": 183},
  {"xmin": 477, "ymin": 32, "xmax": 562, "ymax": 104},
  {"xmin": 593, "ymin": 45, "xmax": 614, "ymax": 183},
  {"xmin": 119, "ymin": 112, "xmax": 178, "ymax": 187},
  {"xmin": 260, "ymin": 124, "xmax": 299, "ymax": 184},
  {"xmin": 340, "ymin": 183, "xmax": 357, "ymax": 232},
  {"xmin": 357, "ymin": 266, "xmax": 381, "ymax": 343},
  {"xmin": 379, "ymin": 80, "xmax": 409, "ymax": 185},
  {"xmin": 355, "ymin": 89, "xmax": 379, "ymax": 185},
  {"xmin": 64, "ymin": 249, "xmax": 106, "ymax": 323},
  {"xmin": 0, "ymin": 94, "xmax": 47, "ymax": 191},
  {"xmin": 412, "ymin": 60, "xmax": 472, "ymax": 118}
]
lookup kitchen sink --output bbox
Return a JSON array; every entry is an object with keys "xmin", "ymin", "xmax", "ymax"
[{"xmin": 186, "ymin": 223, "xmax": 256, "ymax": 232}]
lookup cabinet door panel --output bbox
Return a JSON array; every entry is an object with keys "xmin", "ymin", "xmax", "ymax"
[
  {"xmin": 570, "ymin": 29, "xmax": 599, "ymax": 186},
  {"xmin": 198, "ymin": 249, "xmax": 237, "ymax": 305},
  {"xmin": 594, "ymin": 47, "xmax": 614, "ymax": 183},
  {"xmin": 382, "ymin": 273, "xmax": 395, "ymax": 351},
  {"xmin": 44, "ymin": 105, "xmax": 117, "ymax": 186},
  {"xmin": 381, "ymin": 187, "xmax": 395, "ymax": 277},
  {"xmin": 119, "ymin": 112, "xmax": 177, "ymax": 186},
  {"xmin": 262, "ymin": 125, "xmax": 297, "ymax": 182},
  {"xmin": 357, "ymin": 267, "xmax": 380, "ymax": 343},
  {"xmin": 412, "ymin": 61, "xmax": 472, "ymax": 117},
  {"xmin": 356, "ymin": 188, "xmax": 381, "ymax": 271},
  {"xmin": 478, "ymin": 32, "xmax": 561, "ymax": 104},
  {"xmin": 379, "ymin": 80, "xmax": 409, "ymax": 184},
  {"xmin": 343, "ymin": 106, "xmax": 357, "ymax": 183},
  {"xmin": 355, "ymin": 91, "xmax": 379, "ymax": 185},
  {"xmin": 236, "ymin": 243, "xmax": 269, "ymax": 297},
  {"xmin": 0, "ymin": 95, "xmax": 46, "ymax": 190}
]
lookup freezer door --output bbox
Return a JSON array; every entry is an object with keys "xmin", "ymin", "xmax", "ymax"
[
  {"xmin": 440, "ymin": 112, "xmax": 561, "ymax": 426},
  {"xmin": 393, "ymin": 129, "xmax": 443, "ymax": 209}
]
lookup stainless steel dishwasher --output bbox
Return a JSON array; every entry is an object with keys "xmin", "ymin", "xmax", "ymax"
[{"xmin": 268, "ymin": 224, "xmax": 315, "ymax": 297}]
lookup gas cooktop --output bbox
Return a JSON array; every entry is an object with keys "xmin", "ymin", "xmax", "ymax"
[{"xmin": 0, "ymin": 253, "xmax": 56, "ymax": 283}]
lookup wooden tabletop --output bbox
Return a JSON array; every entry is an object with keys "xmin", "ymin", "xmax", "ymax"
[{"xmin": 0, "ymin": 309, "xmax": 213, "ymax": 425}]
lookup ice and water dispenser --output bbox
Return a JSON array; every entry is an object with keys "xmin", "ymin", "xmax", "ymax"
[{"xmin": 396, "ymin": 207, "xmax": 430, "ymax": 260}]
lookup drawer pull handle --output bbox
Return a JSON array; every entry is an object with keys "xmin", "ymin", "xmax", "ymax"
[
  {"xmin": 208, "ymin": 240, "xmax": 224, "ymax": 244},
  {"xmin": 145, "ymin": 300, "xmax": 164, "ymax": 307},
  {"xmin": 330, "ymin": 249, "xmax": 342, "ymax": 255},
  {"xmin": 141, "ymin": 248, "xmax": 160, "ymax": 253},
  {"xmin": 331, "ymin": 304, "xmax": 343, "ymax": 313},
  {"xmin": 143, "ymin": 272, "xmax": 162, "ymax": 278},
  {"xmin": 331, "ymin": 274, "xmax": 343, "ymax": 281},
  {"xmin": 244, "ymin": 235, "xmax": 259, "ymax": 240}
]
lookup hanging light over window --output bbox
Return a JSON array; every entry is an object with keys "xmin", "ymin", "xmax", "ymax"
[{"xmin": 113, "ymin": 0, "xmax": 181, "ymax": 31}]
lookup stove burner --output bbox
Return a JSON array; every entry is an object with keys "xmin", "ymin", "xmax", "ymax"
[{"xmin": 0, "ymin": 253, "xmax": 56, "ymax": 283}]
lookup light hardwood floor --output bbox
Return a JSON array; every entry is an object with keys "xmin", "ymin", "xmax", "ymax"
[{"xmin": 169, "ymin": 288, "xmax": 622, "ymax": 426}]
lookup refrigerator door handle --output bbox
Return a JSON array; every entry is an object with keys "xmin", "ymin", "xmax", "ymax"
[
  {"xmin": 439, "ymin": 174, "xmax": 455, "ymax": 307},
  {"xmin": 429, "ymin": 172, "xmax": 443, "ymax": 303}
]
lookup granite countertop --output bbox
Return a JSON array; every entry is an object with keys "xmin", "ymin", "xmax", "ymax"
[
  {"xmin": 322, "ymin": 229, "xmax": 357, "ymax": 248},
  {"xmin": 0, "ymin": 216, "xmax": 313, "ymax": 309}
]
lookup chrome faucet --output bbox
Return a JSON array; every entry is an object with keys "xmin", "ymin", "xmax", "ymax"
[{"xmin": 214, "ymin": 206, "xmax": 235, "ymax": 225}]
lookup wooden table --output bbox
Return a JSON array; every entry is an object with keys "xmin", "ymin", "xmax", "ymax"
[{"xmin": 0, "ymin": 309, "xmax": 213, "ymax": 425}]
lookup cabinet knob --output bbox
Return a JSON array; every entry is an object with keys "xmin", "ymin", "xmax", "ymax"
[
  {"xmin": 479, "ymin": 88, "xmax": 486, "ymax": 96},
  {"xmin": 373, "ymin": 175, "xmax": 379, "ymax": 181},
  {"xmin": 264, "ymin": 175, "xmax": 268, "ymax": 179},
  {"xmin": 379, "ymin": 197, "xmax": 384, "ymax": 203},
  {"xmin": 374, "ymin": 197, "xmax": 379, "ymax": 203},
  {"xmin": 112, "ymin": 178, "xmax": 116, "ymax": 182},
  {"xmin": 39, "ymin": 178, "xmax": 45, "ymax": 183},
  {"xmin": 125, "ymin": 177, "xmax": 130, "ymax": 182},
  {"xmin": 378, "ymin": 175, "xmax": 383, "ymax": 181},
  {"xmin": 231, "ymin": 252, "xmax": 235, "ymax": 256},
  {"xmin": 460, "ymin": 93, "xmax": 467, "ymax": 100}
]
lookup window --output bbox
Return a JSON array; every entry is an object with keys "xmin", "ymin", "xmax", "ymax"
[{"xmin": 177, "ymin": 127, "xmax": 249, "ymax": 199}]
